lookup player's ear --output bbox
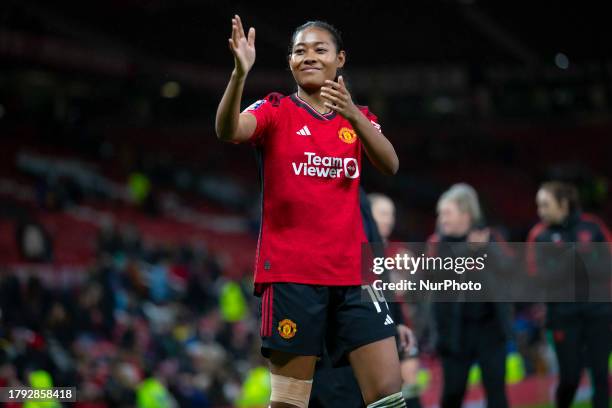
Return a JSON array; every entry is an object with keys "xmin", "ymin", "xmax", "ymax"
[
  {"xmin": 287, "ymin": 53, "xmax": 293, "ymax": 69},
  {"xmin": 337, "ymin": 50, "xmax": 346, "ymax": 69}
]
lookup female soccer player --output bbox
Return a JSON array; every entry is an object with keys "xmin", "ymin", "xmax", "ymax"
[{"xmin": 215, "ymin": 15, "xmax": 403, "ymax": 408}]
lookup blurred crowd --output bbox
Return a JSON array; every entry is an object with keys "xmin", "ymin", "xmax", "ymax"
[{"xmin": 0, "ymin": 223, "xmax": 266, "ymax": 408}]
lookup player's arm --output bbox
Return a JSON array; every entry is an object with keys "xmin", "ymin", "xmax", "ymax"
[
  {"xmin": 350, "ymin": 107, "xmax": 399, "ymax": 175},
  {"xmin": 215, "ymin": 15, "xmax": 257, "ymax": 143},
  {"xmin": 321, "ymin": 76, "xmax": 399, "ymax": 175}
]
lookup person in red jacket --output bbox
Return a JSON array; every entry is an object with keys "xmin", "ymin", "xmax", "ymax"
[
  {"xmin": 527, "ymin": 181, "xmax": 611, "ymax": 408},
  {"xmin": 215, "ymin": 15, "xmax": 404, "ymax": 408}
]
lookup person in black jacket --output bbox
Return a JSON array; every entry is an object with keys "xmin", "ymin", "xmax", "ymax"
[
  {"xmin": 527, "ymin": 181, "xmax": 611, "ymax": 408},
  {"xmin": 428, "ymin": 183, "xmax": 511, "ymax": 408}
]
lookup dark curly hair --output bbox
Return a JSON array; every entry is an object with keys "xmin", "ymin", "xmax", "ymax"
[{"xmin": 289, "ymin": 21, "xmax": 344, "ymax": 55}]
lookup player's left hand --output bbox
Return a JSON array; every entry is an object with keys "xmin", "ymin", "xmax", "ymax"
[{"xmin": 320, "ymin": 76, "xmax": 361, "ymax": 123}]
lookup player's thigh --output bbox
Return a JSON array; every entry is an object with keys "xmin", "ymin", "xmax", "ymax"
[
  {"xmin": 269, "ymin": 350, "xmax": 318, "ymax": 380},
  {"xmin": 348, "ymin": 336, "xmax": 402, "ymax": 403}
]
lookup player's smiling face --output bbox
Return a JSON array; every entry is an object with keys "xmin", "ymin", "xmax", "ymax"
[{"xmin": 289, "ymin": 27, "xmax": 345, "ymax": 91}]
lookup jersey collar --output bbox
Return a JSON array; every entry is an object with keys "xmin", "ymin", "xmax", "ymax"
[{"xmin": 290, "ymin": 93, "xmax": 337, "ymax": 121}]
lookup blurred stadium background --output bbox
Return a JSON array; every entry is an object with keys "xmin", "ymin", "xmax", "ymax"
[{"xmin": 0, "ymin": 1, "xmax": 610, "ymax": 407}]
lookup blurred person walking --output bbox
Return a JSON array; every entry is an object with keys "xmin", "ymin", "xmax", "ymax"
[{"xmin": 428, "ymin": 183, "xmax": 511, "ymax": 408}]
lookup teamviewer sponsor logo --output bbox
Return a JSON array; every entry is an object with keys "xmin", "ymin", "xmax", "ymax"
[
  {"xmin": 291, "ymin": 152, "xmax": 360, "ymax": 179},
  {"xmin": 343, "ymin": 158, "xmax": 359, "ymax": 179}
]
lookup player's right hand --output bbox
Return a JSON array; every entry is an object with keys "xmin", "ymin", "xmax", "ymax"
[
  {"xmin": 228, "ymin": 15, "xmax": 255, "ymax": 77},
  {"xmin": 397, "ymin": 324, "xmax": 418, "ymax": 356}
]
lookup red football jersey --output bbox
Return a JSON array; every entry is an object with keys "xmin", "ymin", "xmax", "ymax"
[{"xmin": 243, "ymin": 92, "xmax": 382, "ymax": 286}]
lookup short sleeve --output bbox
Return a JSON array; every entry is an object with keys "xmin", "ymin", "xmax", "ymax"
[
  {"xmin": 242, "ymin": 93, "xmax": 283, "ymax": 146},
  {"xmin": 360, "ymin": 106, "xmax": 382, "ymax": 133}
]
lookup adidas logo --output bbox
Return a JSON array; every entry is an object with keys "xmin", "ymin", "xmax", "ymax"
[
  {"xmin": 296, "ymin": 125, "xmax": 311, "ymax": 136},
  {"xmin": 384, "ymin": 314, "xmax": 394, "ymax": 326}
]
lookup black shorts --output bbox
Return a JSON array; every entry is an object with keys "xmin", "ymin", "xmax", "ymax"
[{"xmin": 258, "ymin": 283, "xmax": 397, "ymax": 366}]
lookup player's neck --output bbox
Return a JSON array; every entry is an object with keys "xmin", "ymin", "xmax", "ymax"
[{"xmin": 297, "ymin": 87, "xmax": 332, "ymax": 115}]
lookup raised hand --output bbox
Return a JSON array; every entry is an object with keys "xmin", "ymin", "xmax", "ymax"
[
  {"xmin": 228, "ymin": 15, "xmax": 256, "ymax": 77},
  {"xmin": 320, "ymin": 76, "xmax": 360, "ymax": 123}
]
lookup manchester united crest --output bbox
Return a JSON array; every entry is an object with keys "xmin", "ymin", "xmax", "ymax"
[
  {"xmin": 278, "ymin": 319, "xmax": 297, "ymax": 339},
  {"xmin": 338, "ymin": 127, "xmax": 357, "ymax": 144}
]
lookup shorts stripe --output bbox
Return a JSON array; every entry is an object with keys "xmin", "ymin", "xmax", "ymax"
[
  {"xmin": 259, "ymin": 290, "xmax": 263, "ymax": 336},
  {"xmin": 260, "ymin": 285, "xmax": 274, "ymax": 337},
  {"xmin": 261, "ymin": 287, "xmax": 269, "ymax": 337},
  {"xmin": 266, "ymin": 285, "xmax": 274, "ymax": 337}
]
